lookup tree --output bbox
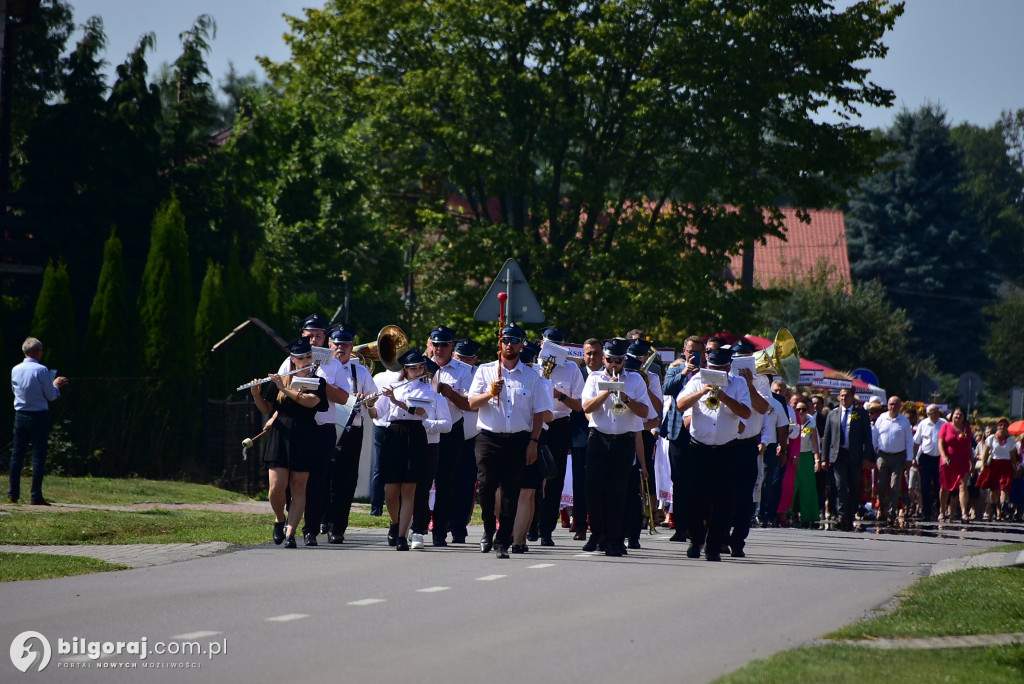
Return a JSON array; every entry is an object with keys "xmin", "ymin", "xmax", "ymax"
[
  {"xmin": 195, "ymin": 259, "xmax": 229, "ymax": 393},
  {"xmin": 757, "ymin": 265, "xmax": 924, "ymax": 396},
  {"xmin": 259, "ymin": 0, "xmax": 903, "ymax": 344},
  {"xmin": 983, "ymin": 295, "xmax": 1024, "ymax": 395},
  {"xmin": 30, "ymin": 260, "xmax": 77, "ymax": 374},
  {"xmin": 137, "ymin": 198, "xmax": 195, "ymax": 382},
  {"xmin": 846, "ymin": 104, "xmax": 993, "ymax": 374},
  {"xmin": 84, "ymin": 228, "xmax": 131, "ymax": 375}
]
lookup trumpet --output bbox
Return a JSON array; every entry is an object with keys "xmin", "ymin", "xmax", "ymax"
[
  {"xmin": 236, "ymin": 361, "xmax": 320, "ymax": 391},
  {"xmin": 705, "ymin": 386, "xmax": 720, "ymax": 411},
  {"xmin": 610, "ymin": 370, "xmax": 629, "ymax": 416}
]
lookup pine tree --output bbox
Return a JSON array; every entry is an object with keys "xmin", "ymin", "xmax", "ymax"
[
  {"xmin": 84, "ymin": 228, "xmax": 131, "ymax": 374},
  {"xmin": 30, "ymin": 260, "xmax": 78, "ymax": 374},
  {"xmin": 138, "ymin": 198, "xmax": 195, "ymax": 381},
  {"xmin": 194, "ymin": 259, "xmax": 228, "ymax": 383},
  {"xmin": 846, "ymin": 105, "xmax": 993, "ymax": 375}
]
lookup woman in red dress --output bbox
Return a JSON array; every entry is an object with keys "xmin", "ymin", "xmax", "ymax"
[
  {"xmin": 938, "ymin": 407, "xmax": 973, "ymax": 523},
  {"xmin": 977, "ymin": 417, "xmax": 1020, "ymax": 521}
]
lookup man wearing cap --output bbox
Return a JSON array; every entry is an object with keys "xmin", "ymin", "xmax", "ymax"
[
  {"xmin": 580, "ymin": 338, "xmax": 654, "ymax": 557},
  {"xmin": 535, "ymin": 325, "xmax": 584, "ymax": 547},
  {"xmin": 912, "ymin": 404, "xmax": 946, "ymax": 522},
  {"xmin": 566, "ymin": 338, "xmax": 605, "ymax": 540},
  {"xmin": 450, "ymin": 339, "xmax": 481, "ymax": 543},
  {"xmin": 9, "ymin": 337, "xmax": 69, "ymax": 505},
  {"xmin": 821, "ymin": 387, "xmax": 874, "ymax": 531},
  {"xmin": 277, "ymin": 314, "xmax": 350, "ymax": 546},
  {"xmin": 323, "ymin": 324, "xmax": 378, "ymax": 544},
  {"xmin": 661, "ymin": 335, "xmax": 704, "ymax": 540},
  {"xmin": 725, "ymin": 340, "xmax": 771, "ymax": 557},
  {"xmin": 468, "ymin": 325, "xmax": 551, "ymax": 558},
  {"xmin": 623, "ymin": 339, "xmax": 664, "ymax": 548},
  {"xmin": 676, "ymin": 346, "xmax": 751, "ymax": 561},
  {"xmin": 419, "ymin": 325, "xmax": 474, "ymax": 546}
]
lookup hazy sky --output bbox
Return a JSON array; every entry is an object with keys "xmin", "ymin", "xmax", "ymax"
[{"xmin": 66, "ymin": 0, "xmax": 1024, "ymax": 130}]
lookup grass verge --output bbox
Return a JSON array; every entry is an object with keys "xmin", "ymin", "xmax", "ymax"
[
  {"xmin": 714, "ymin": 567, "xmax": 1024, "ymax": 684},
  {"xmin": 1, "ymin": 475, "xmax": 253, "ymax": 506},
  {"xmin": 0, "ymin": 553, "xmax": 128, "ymax": 582}
]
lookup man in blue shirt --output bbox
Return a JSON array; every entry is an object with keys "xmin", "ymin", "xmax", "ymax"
[{"xmin": 9, "ymin": 337, "xmax": 68, "ymax": 504}]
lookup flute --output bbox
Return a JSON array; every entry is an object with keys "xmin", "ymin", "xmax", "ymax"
[{"xmin": 236, "ymin": 361, "xmax": 319, "ymax": 391}]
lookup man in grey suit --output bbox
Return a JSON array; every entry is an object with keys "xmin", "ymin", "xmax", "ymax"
[{"xmin": 820, "ymin": 387, "xmax": 874, "ymax": 531}]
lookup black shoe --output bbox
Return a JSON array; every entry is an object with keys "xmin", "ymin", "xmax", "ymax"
[
  {"xmin": 605, "ymin": 547, "xmax": 624, "ymax": 557},
  {"xmin": 480, "ymin": 534, "xmax": 494, "ymax": 553},
  {"xmin": 705, "ymin": 552, "xmax": 722, "ymax": 562},
  {"xmin": 686, "ymin": 543, "xmax": 701, "ymax": 558},
  {"xmin": 451, "ymin": 535, "xmax": 466, "ymax": 544},
  {"xmin": 432, "ymin": 534, "xmax": 448, "ymax": 547},
  {"xmin": 320, "ymin": 523, "xmax": 329, "ymax": 535},
  {"xmin": 573, "ymin": 531, "xmax": 587, "ymax": 541},
  {"xmin": 669, "ymin": 530, "xmax": 687, "ymax": 542},
  {"xmin": 29, "ymin": 498, "xmax": 51, "ymax": 506},
  {"xmin": 730, "ymin": 547, "xmax": 746, "ymax": 558},
  {"xmin": 328, "ymin": 533, "xmax": 344, "ymax": 544},
  {"xmin": 627, "ymin": 538, "xmax": 641, "ymax": 550},
  {"xmin": 7, "ymin": 496, "xmax": 17, "ymax": 504},
  {"xmin": 284, "ymin": 535, "xmax": 297, "ymax": 549},
  {"xmin": 387, "ymin": 523, "xmax": 398, "ymax": 547},
  {"xmin": 540, "ymin": 535, "xmax": 555, "ymax": 547},
  {"xmin": 396, "ymin": 536, "xmax": 409, "ymax": 551},
  {"xmin": 273, "ymin": 522, "xmax": 286, "ymax": 545},
  {"xmin": 303, "ymin": 533, "xmax": 318, "ymax": 547},
  {"xmin": 510, "ymin": 544, "xmax": 528, "ymax": 554},
  {"xmin": 526, "ymin": 532, "xmax": 539, "ymax": 542},
  {"xmin": 582, "ymin": 536, "xmax": 599, "ymax": 552},
  {"xmin": 495, "ymin": 546, "xmax": 510, "ymax": 559},
  {"xmin": 721, "ymin": 542, "xmax": 731, "ymax": 554}
]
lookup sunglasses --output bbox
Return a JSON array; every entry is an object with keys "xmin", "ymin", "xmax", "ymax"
[
  {"xmin": 432, "ymin": 341, "xmax": 452, "ymax": 347},
  {"xmin": 606, "ymin": 356, "xmax": 625, "ymax": 363},
  {"xmin": 500, "ymin": 336, "xmax": 523, "ymax": 345}
]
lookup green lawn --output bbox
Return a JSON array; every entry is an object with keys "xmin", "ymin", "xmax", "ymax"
[
  {"xmin": 1, "ymin": 475, "xmax": 253, "ymax": 506},
  {"xmin": 0, "ymin": 553, "xmax": 128, "ymax": 582}
]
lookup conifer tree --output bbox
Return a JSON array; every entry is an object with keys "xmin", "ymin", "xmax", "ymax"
[
  {"xmin": 195, "ymin": 259, "xmax": 228, "ymax": 390},
  {"xmin": 31, "ymin": 260, "xmax": 78, "ymax": 374},
  {"xmin": 85, "ymin": 228, "xmax": 131, "ymax": 374}
]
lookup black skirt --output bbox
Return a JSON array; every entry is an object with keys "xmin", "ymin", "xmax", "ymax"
[{"xmin": 381, "ymin": 420, "xmax": 428, "ymax": 484}]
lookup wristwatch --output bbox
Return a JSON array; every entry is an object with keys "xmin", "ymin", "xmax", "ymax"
[{"xmin": 623, "ymin": 396, "xmax": 631, "ymax": 405}]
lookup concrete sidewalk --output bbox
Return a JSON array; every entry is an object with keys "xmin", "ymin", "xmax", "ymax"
[{"xmin": 0, "ymin": 542, "xmax": 234, "ymax": 568}]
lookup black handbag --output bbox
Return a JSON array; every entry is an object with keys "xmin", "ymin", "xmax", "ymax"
[{"xmin": 537, "ymin": 443, "xmax": 558, "ymax": 480}]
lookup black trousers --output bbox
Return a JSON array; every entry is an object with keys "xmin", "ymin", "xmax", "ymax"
[
  {"xmin": 476, "ymin": 430, "xmax": 529, "ymax": 548},
  {"xmin": 918, "ymin": 453, "xmax": 940, "ymax": 520},
  {"xmin": 625, "ymin": 429, "xmax": 657, "ymax": 541},
  {"xmin": 450, "ymin": 435, "xmax": 478, "ymax": 540},
  {"xmin": 302, "ymin": 424, "xmax": 337, "ymax": 536},
  {"xmin": 538, "ymin": 417, "xmax": 572, "ymax": 537},
  {"xmin": 425, "ymin": 419, "xmax": 464, "ymax": 540},
  {"xmin": 686, "ymin": 439, "xmax": 737, "ymax": 553},
  {"xmin": 668, "ymin": 432, "xmax": 690, "ymax": 531},
  {"xmin": 411, "ymin": 434, "xmax": 443, "ymax": 535},
  {"xmin": 729, "ymin": 437, "xmax": 760, "ymax": 551},
  {"xmin": 571, "ymin": 444, "xmax": 588, "ymax": 532},
  {"xmin": 831, "ymin": 448, "xmax": 861, "ymax": 524},
  {"xmin": 329, "ymin": 424, "xmax": 364, "ymax": 535},
  {"xmin": 585, "ymin": 429, "xmax": 636, "ymax": 552}
]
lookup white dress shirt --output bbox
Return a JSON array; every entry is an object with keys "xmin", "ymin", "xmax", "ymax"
[
  {"xmin": 582, "ymin": 369, "xmax": 654, "ymax": 435},
  {"xmin": 546, "ymin": 360, "xmax": 585, "ymax": 421},
  {"xmin": 334, "ymin": 358, "xmax": 377, "ymax": 428},
  {"xmin": 875, "ymin": 412, "xmax": 914, "ymax": 461},
  {"xmin": 913, "ymin": 417, "xmax": 947, "ymax": 457},
  {"xmin": 378, "ymin": 378, "xmax": 452, "ymax": 444},
  {"xmin": 372, "ymin": 370, "xmax": 402, "ymax": 428},
  {"xmin": 278, "ymin": 355, "xmax": 344, "ymax": 428},
  {"xmin": 760, "ymin": 395, "xmax": 789, "ymax": 445},
  {"xmin": 469, "ymin": 359, "xmax": 551, "ymax": 433},
  {"xmin": 461, "ymin": 365, "xmax": 480, "ymax": 440},
  {"xmin": 680, "ymin": 374, "xmax": 751, "ymax": 446},
  {"xmin": 432, "ymin": 357, "xmax": 474, "ymax": 425}
]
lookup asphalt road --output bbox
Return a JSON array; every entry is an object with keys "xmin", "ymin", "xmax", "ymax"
[{"xmin": 2, "ymin": 522, "xmax": 1021, "ymax": 684}]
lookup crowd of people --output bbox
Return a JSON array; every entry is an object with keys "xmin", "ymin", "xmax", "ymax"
[{"xmin": 243, "ymin": 317, "xmax": 1024, "ymax": 560}]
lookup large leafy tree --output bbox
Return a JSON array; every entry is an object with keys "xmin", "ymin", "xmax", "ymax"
[
  {"xmin": 846, "ymin": 104, "xmax": 993, "ymax": 374},
  {"xmin": 983, "ymin": 295, "xmax": 1024, "ymax": 395},
  {"xmin": 260, "ymin": 0, "xmax": 902, "ymax": 344}
]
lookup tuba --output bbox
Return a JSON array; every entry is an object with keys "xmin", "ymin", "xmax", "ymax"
[
  {"xmin": 353, "ymin": 325, "xmax": 410, "ymax": 373},
  {"xmin": 754, "ymin": 328, "xmax": 801, "ymax": 387}
]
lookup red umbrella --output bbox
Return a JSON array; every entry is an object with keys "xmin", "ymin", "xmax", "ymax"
[{"xmin": 1008, "ymin": 420, "xmax": 1024, "ymax": 436}]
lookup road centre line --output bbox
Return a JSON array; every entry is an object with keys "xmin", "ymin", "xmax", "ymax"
[
  {"xmin": 347, "ymin": 598, "xmax": 387, "ymax": 606},
  {"xmin": 475, "ymin": 574, "xmax": 507, "ymax": 581},
  {"xmin": 265, "ymin": 613, "xmax": 310, "ymax": 622},
  {"xmin": 170, "ymin": 631, "xmax": 221, "ymax": 639},
  {"xmin": 527, "ymin": 563, "xmax": 555, "ymax": 569},
  {"xmin": 416, "ymin": 586, "xmax": 450, "ymax": 593}
]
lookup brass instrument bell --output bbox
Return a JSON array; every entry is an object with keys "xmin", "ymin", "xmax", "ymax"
[
  {"xmin": 753, "ymin": 328, "xmax": 800, "ymax": 387},
  {"xmin": 352, "ymin": 325, "xmax": 410, "ymax": 373}
]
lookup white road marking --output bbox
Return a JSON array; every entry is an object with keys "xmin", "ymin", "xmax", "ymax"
[
  {"xmin": 416, "ymin": 586, "xmax": 451, "ymax": 593},
  {"xmin": 265, "ymin": 613, "xmax": 310, "ymax": 622},
  {"xmin": 475, "ymin": 574, "xmax": 507, "ymax": 581},
  {"xmin": 347, "ymin": 598, "xmax": 386, "ymax": 606},
  {"xmin": 527, "ymin": 563, "xmax": 555, "ymax": 569},
  {"xmin": 575, "ymin": 553, "xmax": 600, "ymax": 557},
  {"xmin": 171, "ymin": 631, "xmax": 222, "ymax": 639}
]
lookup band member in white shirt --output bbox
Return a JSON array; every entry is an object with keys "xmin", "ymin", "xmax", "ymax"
[
  {"xmin": 623, "ymin": 339, "xmax": 663, "ymax": 549},
  {"xmin": 467, "ymin": 325, "xmax": 551, "ymax": 559},
  {"xmin": 676, "ymin": 347, "xmax": 751, "ymax": 561},
  {"xmin": 580, "ymin": 339, "xmax": 653, "ymax": 557},
  {"xmin": 450, "ymin": 338, "xmax": 481, "ymax": 543}
]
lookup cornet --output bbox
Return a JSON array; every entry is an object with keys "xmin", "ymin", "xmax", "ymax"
[{"xmin": 610, "ymin": 370, "xmax": 629, "ymax": 416}]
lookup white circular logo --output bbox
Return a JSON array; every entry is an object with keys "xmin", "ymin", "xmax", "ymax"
[{"xmin": 10, "ymin": 631, "xmax": 51, "ymax": 673}]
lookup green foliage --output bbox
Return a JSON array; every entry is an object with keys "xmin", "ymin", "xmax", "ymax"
[
  {"xmin": 0, "ymin": 554, "xmax": 128, "ymax": 582},
  {"xmin": 138, "ymin": 198, "xmax": 195, "ymax": 381},
  {"xmin": 984, "ymin": 295, "xmax": 1024, "ymax": 394},
  {"xmin": 757, "ymin": 265, "xmax": 924, "ymax": 394},
  {"xmin": 30, "ymin": 260, "xmax": 77, "ymax": 374},
  {"xmin": 84, "ymin": 229, "xmax": 131, "ymax": 374},
  {"xmin": 847, "ymin": 105, "xmax": 994, "ymax": 374},
  {"xmin": 45, "ymin": 419, "xmax": 101, "ymax": 477},
  {"xmin": 195, "ymin": 260, "xmax": 228, "ymax": 377}
]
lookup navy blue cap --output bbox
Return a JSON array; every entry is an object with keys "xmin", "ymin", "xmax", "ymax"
[
  {"xmin": 623, "ymin": 356, "xmax": 642, "ymax": 371},
  {"xmin": 398, "ymin": 347, "xmax": 427, "ymax": 366},
  {"xmin": 329, "ymin": 324, "xmax": 356, "ymax": 343},
  {"xmin": 301, "ymin": 313, "xmax": 327, "ymax": 331},
  {"xmin": 424, "ymin": 357, "xmax": 440, "ymax": 375},
  {"xmin": 454, "ymin": 338, "xmax": 480, "ymax": 357},
  {"xmin": 730, "ymin": 339, "xmax": 755, "ymax": 356},
  {"xmin": 288, "ymin": 338, "xmax": 313, "ymax": 356},
  {"xmin": 627, "ymin": 339, "xmax": 653, "ymax": 358},
  {"xmin": 541, "ymin": 325, "xmax": 566, "ymax": 343},
  {"xmin": 603, "ymin": 338, "xmax": 630, "ymax": 357},
  {"xmin": 428, "ymin": 325, "xmax": 456, "ymax": 343},
  {"xmin": 706, "ymin": 347, "xmax": 734, "ymax": 367},
  {"xmin": 501, "ymin": 324, "xmax": 526, "ymax": 340},
  {"xmin": 520, "ymin": 341, "xmax": 541, "ymax": 364}
]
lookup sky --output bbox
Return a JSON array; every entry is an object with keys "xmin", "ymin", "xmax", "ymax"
[{"xmin": 65, "ymin": 0, "xmax": 1024, "ymax": 131}]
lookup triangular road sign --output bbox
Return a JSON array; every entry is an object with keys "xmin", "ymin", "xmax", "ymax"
[{"xmin": 473, "ymin": 258, "xmax": 545, "ymax": 323}]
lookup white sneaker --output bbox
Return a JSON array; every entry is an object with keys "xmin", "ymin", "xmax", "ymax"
[{"xmin": 409, "ymin": 533, "xmax": 424, "ymax": 550}]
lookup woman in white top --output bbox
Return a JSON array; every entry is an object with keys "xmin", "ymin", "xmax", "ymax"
[
  {"xmin": 377, "ymin": 349, "xmax": 451, "ymax": 550},
  {"xmin": 977, "ymin": 418, "xmax": 1020, "ymax": 521}
]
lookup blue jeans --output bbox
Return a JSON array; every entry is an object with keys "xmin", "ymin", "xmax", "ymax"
[{"xmin": 9, "ymin": 410, "xmax": 51, "ymax": 501}]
